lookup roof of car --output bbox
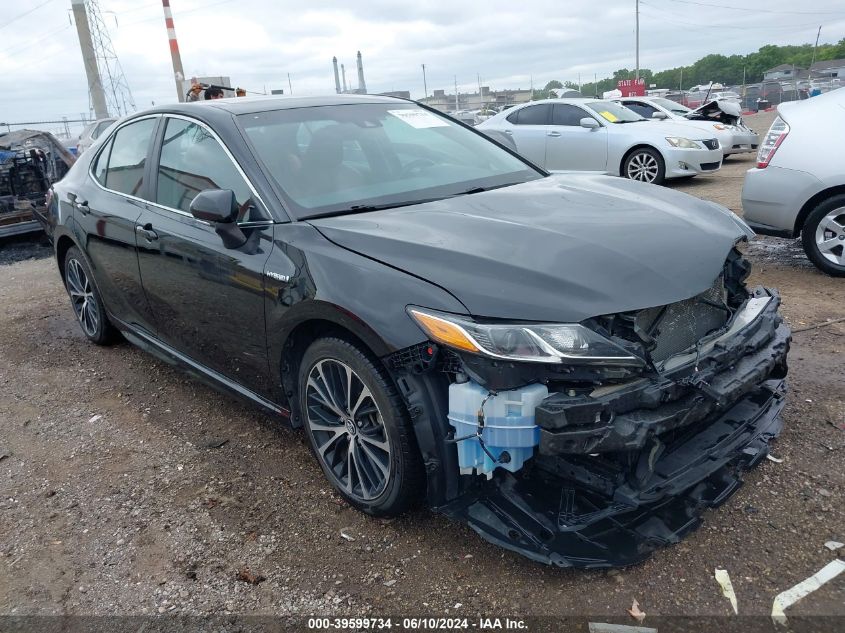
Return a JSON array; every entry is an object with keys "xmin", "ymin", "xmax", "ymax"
[{"xmin": 141, "ymin": 93, "xmax": 410, "ymax": 118}]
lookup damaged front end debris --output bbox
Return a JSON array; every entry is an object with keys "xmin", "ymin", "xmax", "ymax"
[{"xmin": 390, "ymin": 250, "xmax": 790, "ymax": 567}]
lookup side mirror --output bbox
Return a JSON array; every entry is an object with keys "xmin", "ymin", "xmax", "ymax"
[
  {"xmin": 189, "ymin": 189, "xmax": 238, "ymax": 223},
  {"xmin": 652, "ymin": 111, "xmax": 668, "ymax": 120},
  {"xmin": 189, "ymin": 189, "xmax": 247, "ymax": 249},
  {"xmin": 580, "ymin": 117, "xmax": 600, "ymax": 129}
]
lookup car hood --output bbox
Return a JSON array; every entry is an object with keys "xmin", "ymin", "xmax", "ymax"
[
  {"xmin": 686, "ymin": 99, "xmax": 742, "ymax": 124},
  {"xmin": 309, "ymin": 175, "xmax": 749, "ymax": 322}
]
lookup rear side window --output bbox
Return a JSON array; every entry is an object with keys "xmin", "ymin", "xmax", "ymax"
[
  {"xmin": 552, "ymin": 104, "xmax": 589, "ymax": 126},
  {"xmin": 506, "ymin": 104, "xmax": 551, "ymax": 125},
  {"xmin": 156, "ymin": 117, "xmax": 258, "ymax": 219},
  {"xmin": 92, "ymin": 137, "xmax": 113, "ymax": 186},
  {"xmin": 92, "ymin": 119, "xmax": 114, "ymax": 139},
  {"xmin": 103, "ymin": 118, "xmax": 156, "ymax": 197}
]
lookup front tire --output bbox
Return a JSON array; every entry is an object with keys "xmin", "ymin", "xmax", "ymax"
[
  {"xmin": 298, "ymin": 337, "xmax": 424, "ymax": 516},
  {"xmin": 801, "ymin": 195, "xmax": 845, "ymax": 277},
  {"xmin": 623, "ymin": 147, "xmax": 665, "ymax": 185},
  {"xmin": 63, "ymin": 246, "xmax": 119, "ymax": 345}
]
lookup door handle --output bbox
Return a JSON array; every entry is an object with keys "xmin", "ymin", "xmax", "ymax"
[
  {"xmin": 69, "ymin": 193, "xmax": 90, "ymax": 215},
  {"xmin": 547, "ymin": 131, "xmax": 561, "ymax": 137},
  {"xmin": 135, "ymin": 224, "xmax": 158, "ymax": 241}
]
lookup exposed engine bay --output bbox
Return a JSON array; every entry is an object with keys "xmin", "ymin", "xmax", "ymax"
[
  {"xmin": 388, "ymin": 248, "xmax": 790, "ymax": 567},
  {"xmin": 0, "ymin": 129, "xmax": 75, "ymax": 238},
  {"xmin": 685, "ymin": 98, "xmax": 744, "ymax": 126}
]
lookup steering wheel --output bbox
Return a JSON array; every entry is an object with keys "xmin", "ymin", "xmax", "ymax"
[{"xmin": 400, "ymin": 158, "xmax": 436, "ymax": 177}]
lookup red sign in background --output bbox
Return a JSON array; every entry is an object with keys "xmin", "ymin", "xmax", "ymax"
[{"xmin": 617, "ymin": 78, "xmax": 646, "ymax": 97}]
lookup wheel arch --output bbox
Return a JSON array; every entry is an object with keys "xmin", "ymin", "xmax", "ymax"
[
  {"xmin": 620, "ymin": 143, "xmax": 663, "ymax": 176},
  {"xmin": 277, "ymin": 308, "xmax": 397, "ymax": 428},
  {"xmin": 55, "ymin": 233, "xmax": 80, "ymax": 282},
  {"xmin": 794, "ymin": 185, "xmax": 845, "ymax": 236}
]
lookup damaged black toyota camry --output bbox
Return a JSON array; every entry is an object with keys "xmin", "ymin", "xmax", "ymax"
[{"xmin": 40, "ymin": 94, "xmax": 790, "ymax": 568}]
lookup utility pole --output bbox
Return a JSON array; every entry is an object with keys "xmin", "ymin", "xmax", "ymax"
[
  {"xmin": 287, "ymin": 73, "xmax": 293, "ymax": 95},
  {"xmin": 421, "ymin": 64, "xmax": 428, "ymax": 99},
  {"xmin": 160, "ymin": 0, "xmax": 186, "ymax": 102},
  {"xmin": 454, "ymin": 76, "xmax": 459, "ymax": 111},
  {"xmin": 811, "ymin": 25, "xmax": 822, "ymax": 69},
  {"xmin": 679, "ymin": 68, "xmax": 683, "ymax": 91},
  {"xmin": 71, "ymin": 0, "xmax": 109, "ymax": 119},
  {"xmin": 635, "ymin": 0, "xmax": 640, "ymax": 81}
]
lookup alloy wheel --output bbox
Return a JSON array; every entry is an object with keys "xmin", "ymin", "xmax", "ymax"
[
  {"xmin": 814, "ymin": 206, "xmax": 845, "ymax": 267},
  {"xmin": 627, "ymin": 152, "xmax": 660, "ymax": 182},
  {"xmin": 66, "ymin": 258, "xmax": 100, "ymax": 337},
  {"xmin": 305, "ymin": 359, "xmax": 392, "ymax": 502}
]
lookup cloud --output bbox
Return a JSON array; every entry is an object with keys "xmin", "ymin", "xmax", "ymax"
[{"xmin": 1, "ymin": 0, "xmax": 843, "ymax": 134}]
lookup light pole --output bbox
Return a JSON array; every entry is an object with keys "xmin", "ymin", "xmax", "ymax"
[
  {"xmin": 635, "ymin": 0, "xmax": 640, "ymax": 81},
  {"xmin": 421, "ymin": 64, "xmax": 428, "ymax": 99}
]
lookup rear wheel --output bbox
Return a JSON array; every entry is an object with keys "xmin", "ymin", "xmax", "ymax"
[
  {"xmin": 623, "ymin": 147, "xmax": 665, "ymax": 185},
  {"xmin": 63, "ymin": 247, "xmax": 119, "ymax": 344},
  {"xmin": 298, "ymin": 337, "xmax": 424, "ymax": 516},
  {"xmin": 801, "ymin": 195, "xmax": 845, "ymax": 277}
]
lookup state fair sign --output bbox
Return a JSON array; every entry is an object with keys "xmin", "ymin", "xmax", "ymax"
[{"xmin": 617, "ymin": 78, "xmax": 646, "ymax": 97}]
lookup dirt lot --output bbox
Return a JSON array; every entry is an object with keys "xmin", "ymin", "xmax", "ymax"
[{"xmin": 1, "ymin": 110, "xmax": 843, "ymax": 628}]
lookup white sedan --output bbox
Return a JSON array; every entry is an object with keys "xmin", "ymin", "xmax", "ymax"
[
  {"xmin": 614, "ymin": 96, "xmax": 758, "ymax": 158},
  {"xmin": 477, "ymin": 98, "xmax": 722, "ymax": 185}
]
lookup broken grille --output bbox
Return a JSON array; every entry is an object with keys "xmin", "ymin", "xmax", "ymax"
[{"xmin": 634, "ymin": 276, "xmax": 730, "ymax": 363}]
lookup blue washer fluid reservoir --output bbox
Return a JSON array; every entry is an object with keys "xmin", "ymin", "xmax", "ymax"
[{"xmin": 447, "ymin": 380, "xmax": 549, "ymax": 478}]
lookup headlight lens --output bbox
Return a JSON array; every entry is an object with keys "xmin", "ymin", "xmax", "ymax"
[
  {"xmin": 665, "ymin": 136, "xmax": 701, "ymax": 149},
  {"xmin": 407, "ymin": 307, "xmax": 642, "ymax": 364}
]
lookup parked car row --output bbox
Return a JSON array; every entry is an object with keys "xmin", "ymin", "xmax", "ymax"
[{"xmin": 478, "ymin": 98, "xmax": 724, "ymax": 185}]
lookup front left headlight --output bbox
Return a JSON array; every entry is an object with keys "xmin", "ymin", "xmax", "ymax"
[
  {"xmin": 665, "ymin": 136, "xmax": 701, "ymax": 149},
  {"xmin": 407, "ymin": 307, "xmax": 643, "ymax": 365}
]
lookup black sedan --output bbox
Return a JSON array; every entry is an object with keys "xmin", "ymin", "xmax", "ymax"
[{"xmin": 39, "ymin": 95, "xmax": 790, "ymax": 567}]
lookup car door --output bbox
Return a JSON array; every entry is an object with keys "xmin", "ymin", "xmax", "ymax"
[
  {"xmin": 135, "ymin": 115, "xmax": 276, "ymax": 396},
  {"xmin": 75, "ymin": 116, "xmax": 159, "ymax": 332},
  {"xmin": 499, "ymin": 103, "xmax": 552, "ymax": 167},
  {"xmin": 543, "ymin": 103, "xmax": 608, "ymax": 172}
]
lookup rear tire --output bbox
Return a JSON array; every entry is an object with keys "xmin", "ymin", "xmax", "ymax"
[
  {"xmin": 623, "ymin": 147, "xmax": 665, "ymax": 185},
  {"xmin": 298, "ymin": 337, "xmax": 424, "ymax": 516},
  {"xmin": 63, "ymin": 246, "xmax": 119, "ymax": 345},
  {"xmin": 801, "ymin": 195, "xmax": 845, "ymax": 277}
]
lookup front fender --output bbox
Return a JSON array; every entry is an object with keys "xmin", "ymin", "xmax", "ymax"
[{"xmin": 264, "ymin": 223, "xmax": 468, "ymax": 406}]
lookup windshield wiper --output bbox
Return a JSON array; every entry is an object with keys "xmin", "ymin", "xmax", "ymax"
[{"xmin": 305, "ymin": 197, "xmax": 447, "ymax": 219}]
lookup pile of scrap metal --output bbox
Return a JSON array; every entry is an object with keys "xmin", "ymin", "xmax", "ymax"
[{"xmin": 0, "ymin": 129, "xmax": 75, "ymax": 238}]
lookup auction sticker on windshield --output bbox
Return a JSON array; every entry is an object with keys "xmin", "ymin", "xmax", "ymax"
[
  {"xmin": 598, "ymin": 111, "xmax": 619, "ymax": 122},
  {"xmin": 388, "ymin": 109, "xmax": 450, "ymax": 128}
]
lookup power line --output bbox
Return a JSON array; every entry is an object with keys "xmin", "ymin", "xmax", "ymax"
[
  {"xmin": 657, "ymin": 0, "xmax": 845, "ymax": 16},
  {"xmin": 0, "ymin": 0, "xmax": 55, "ymax": 32}
]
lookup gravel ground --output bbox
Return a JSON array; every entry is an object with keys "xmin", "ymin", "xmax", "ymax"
[{"xmin": 1, "ymin": 109, "xmax": 843, "ymax": 627}]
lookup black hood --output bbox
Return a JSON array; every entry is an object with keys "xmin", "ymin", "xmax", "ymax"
[{"xmin": 309, "ymin": 175, "xmax": 749, "ymax": 322}]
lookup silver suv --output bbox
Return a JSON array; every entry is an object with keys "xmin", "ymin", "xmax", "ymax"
[{"xmin": 742, "ymin": 89, "xmax": 845, "ymax": 276}]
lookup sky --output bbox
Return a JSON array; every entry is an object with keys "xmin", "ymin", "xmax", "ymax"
[{"xmin": 2, "ymin": 0, "xmax": 845, "ymax": 136}]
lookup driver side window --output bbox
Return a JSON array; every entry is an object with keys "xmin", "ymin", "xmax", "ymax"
[{"xmin": 155, "ymin": 117, "xmax": 264, "ymax": 221}]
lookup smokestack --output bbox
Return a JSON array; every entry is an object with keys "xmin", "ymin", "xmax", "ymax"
[
  {"xmin": 71, "ymin": 0, "xmax": 109, "ymax": 119},
  {"xmin": 341, "ymin": 64, "xmax": 348, "ymax": 92},
  {"xmin": 161, "ymin": 0, "xmax": 186, "ymax": 102},
  {"xmin": 357, "ymin": 50, "xmax": 367, "ymax": 94},
  {"xmin": 332, "ymin": 56, "xmax": 341, "ymax": 94}
]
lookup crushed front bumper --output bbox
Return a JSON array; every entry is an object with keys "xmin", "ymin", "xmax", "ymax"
[
  {"xmin": 536, "ymin": 291, "xmax": 789, "ymax": 454},
  {"xmin": 435, "ymin": 287, "xmax": 790, "ymax": 567},
  {"xmin": 440, "ymin": 379, "xmax": 785, "ymax": 567}
]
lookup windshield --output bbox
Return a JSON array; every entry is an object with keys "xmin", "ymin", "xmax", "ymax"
[
  {"xmin": 239, "ymin": 103, "xmax": 542, "ymax": 219},
  {"xmin": 651, "ymin": 98, "xmax": 691, "ymax": 114},
  {"xmin": 585, "ymin": 101, "xmax": 644, "ymax": 123}
]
